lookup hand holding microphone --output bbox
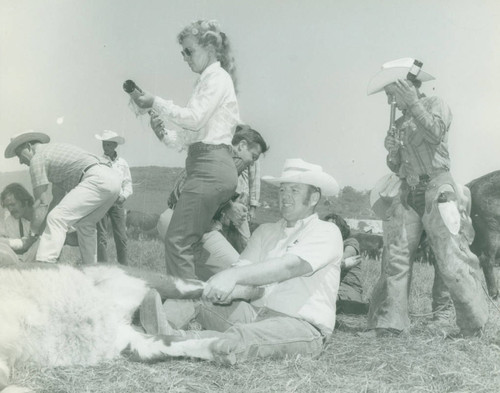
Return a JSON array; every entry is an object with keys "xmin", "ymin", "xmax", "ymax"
[{"xmin": 123, "ymin": 80, "xmax": 155, "ymax": 109}]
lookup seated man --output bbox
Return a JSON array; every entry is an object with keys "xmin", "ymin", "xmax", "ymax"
[
  {"xmin": 0, "ymin": 183, "xmax": 39, "ymax": 263},
  {"xmin": 141, "ymin": 158, "xmax": 343, "ymax": 364},
  {"xmin": 323, "ymin": 213, "xmax": 369, "ymax": 315}
]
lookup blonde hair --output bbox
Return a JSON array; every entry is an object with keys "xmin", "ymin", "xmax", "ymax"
[{"xmin": 178, "ymin": 20, "xmax": 238, "ymax": 92}]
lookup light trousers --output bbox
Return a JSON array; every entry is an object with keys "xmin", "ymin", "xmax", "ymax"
[
  {"xmin": 182, "ymin": 301, "xmax": 324, "ymax": 363},
  {"xmin": 36, "ymin": 165, "xmax": 121, "ymax": 265},
  {"xmin": 97, "ymin": 202, "xmax": 128, "ymax": 265}
]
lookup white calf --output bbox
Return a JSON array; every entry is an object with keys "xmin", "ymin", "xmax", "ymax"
[{"xmin": 0, "ymin": 265, "xmax": 216, "ymax": 392}]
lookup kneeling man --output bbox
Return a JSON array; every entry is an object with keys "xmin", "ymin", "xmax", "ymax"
[
  {"xmin": 0, "ymin": 183, "xmax": 39, "ymax": 263},
  {"xmin": 141, "ymin": 158, "xmax": 343, "ymax": 364}
]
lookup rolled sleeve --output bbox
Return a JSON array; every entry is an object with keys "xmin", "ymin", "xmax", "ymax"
[{"xmin": 286, "ymin": 224, "xmax": 343, "ymax": 272}]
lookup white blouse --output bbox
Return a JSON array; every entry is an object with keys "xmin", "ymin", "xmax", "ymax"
[{"xmin": 153, "ymin": 62, "xmax": 240, "ymax": 146}]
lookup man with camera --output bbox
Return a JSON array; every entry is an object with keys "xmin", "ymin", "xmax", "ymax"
[{"xmin": 366, "ymin": 58, "xmax": 488, "ymax": 338}]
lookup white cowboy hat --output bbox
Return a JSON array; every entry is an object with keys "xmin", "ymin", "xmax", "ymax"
[
  {"xmin": 367, "ymin": 57, "xmax": 435, "ymax": 95},
  {"xmin": 262, "ymin": 158, "xmax": 339, "ymax": 196},
  {"xmin": 4, "ymin": 131, "xmax": 50, "ymax": 158},
  {"xmin": 94, "ymin": 130, "xmax": 125, "ymax": 144}
]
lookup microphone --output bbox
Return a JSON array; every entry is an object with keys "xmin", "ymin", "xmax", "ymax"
[{"xmin": 123, "ymin": 80, "xmax": 144, "ymax": 100}]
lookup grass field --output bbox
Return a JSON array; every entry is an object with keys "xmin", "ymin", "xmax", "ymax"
[
  {"xmin": 4, "ymin": 166, "xmax": 500, "ymax": 392},
  {"xmin": 11, "ymin": 238, "xmax": 500, "ymax": 393}
]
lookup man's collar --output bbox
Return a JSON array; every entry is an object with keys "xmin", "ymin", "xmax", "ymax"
[
  {"xmin": 280, "ymin": 213, "xmax": 318, "ymax": 230},
  {"xmin": 105, "ymin": 152, "xmax": 118, "ymax": 161}
]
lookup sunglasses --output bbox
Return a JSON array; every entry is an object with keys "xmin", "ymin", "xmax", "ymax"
[{"xmin": 181, "ymin": 48, "xmax": 193, "ymax": 57}]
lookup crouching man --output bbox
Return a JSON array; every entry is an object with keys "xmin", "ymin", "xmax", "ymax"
[
  {"xmin": 141, "ymin": 158, "xmax": 343, "ymax": 364},
  {"xmin": 4, "ymin": 131, "xmax": 122, "ymax": 265},
  {"xmin": 0, "ymin": 183, "xmax": 39, "ymax": 263}
]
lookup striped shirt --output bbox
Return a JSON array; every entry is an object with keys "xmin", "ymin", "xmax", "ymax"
[
  {"xmin": 386, "ymin": 96, "xmax": 452, "ymax": 178},
  {"xmin": 30, "ymin": 143, "xmax": 100, "ymax": 192}
]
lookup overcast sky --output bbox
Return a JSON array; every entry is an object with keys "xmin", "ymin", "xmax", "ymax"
[{"xmin": 1, "ymin": 0, "xmax": 499, "ymax": 191}]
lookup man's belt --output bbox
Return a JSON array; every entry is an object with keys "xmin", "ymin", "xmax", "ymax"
[
  {"xmin": 79, "ymin": 162, "xmax": 100, "ymax": 182},
  {"xmin": 404, "ymin": 170, "xmax": 449, "ymax": 188}
]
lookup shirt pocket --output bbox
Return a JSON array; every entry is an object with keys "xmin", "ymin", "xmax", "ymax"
[{"xmin": 407, "ymin": 124, "xmax": 424, "ymax": 146}]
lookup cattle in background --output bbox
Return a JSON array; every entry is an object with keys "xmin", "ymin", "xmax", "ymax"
[
  {"xmin": 126, "ymin": 210, "xmax": 160, "ymax": 239},
  {"xmin": 467, "ymin": 171, "xmax": 500, "ymax": 299},
  {"xmin": 345, "ymin": 219, "xmax": 383, "ymax": 235},
  {"xmin": 409, "ymin": 172, "xmax": 500, "ymax": 298},
  {"xmin": 352, "ymin": 232, "xmax": 383, "ymax": 260},
  {"xmin": 413, "ymin": 232, "xmax": 436, "ymax": 265}
]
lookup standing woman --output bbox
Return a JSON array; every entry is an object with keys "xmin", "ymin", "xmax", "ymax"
[{"xmin": 130, "ymin": 20, "xmax": 240, "ymax": 279}]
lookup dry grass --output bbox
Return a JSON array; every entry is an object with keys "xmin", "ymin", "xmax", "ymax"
[{"xmin": 11, "ymin": 240, "xmax": 500, "ymax": 393}]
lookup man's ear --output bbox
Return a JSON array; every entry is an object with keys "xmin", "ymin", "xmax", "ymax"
[
  {"xmin": 309, "ymin": 191, "xmax": 320, "ymax": 207},
  {"xmin": 237, "ymin": 140, "xmax": 247, "ymax": 151}
]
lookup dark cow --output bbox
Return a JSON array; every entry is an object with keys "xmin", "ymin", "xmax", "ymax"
[
  {"xmin": 467, "ymin": 171, "xmax": 500, "ymax": 299},
  {"xmin": 126, "ymin": 210, "xmax": 160, "ymax": 239},
  {"xmin": 410, "ymin": 172, "xmax": 500, "ymax": 298},
  {"xmin": 351, "ymin": 232, "xmax": 383, "ymax": 260}
]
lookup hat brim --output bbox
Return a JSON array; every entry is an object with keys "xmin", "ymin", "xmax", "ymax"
[
  {"xmin": 4, "ymin": 132, "xmax": 50, "ymax": 158},
  {"xmin": 95, "ymin": 134, "xmax": 125, "ymax": 144},
  {"xmin": 262, "ymin": 172, "xmax": 339, "ymax": 197},
  {"xmin": 367, "ymin": 67, "xmax": 435, "ymax": 95}
]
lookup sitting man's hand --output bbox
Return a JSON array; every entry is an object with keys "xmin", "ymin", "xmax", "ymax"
[
  {"xmin": 203, "ymin": 269, "xmax": 238, "ymax": 305},
  {"xmin": 225, "ymin": 202, "xmax": 248, "ymax": 227}
]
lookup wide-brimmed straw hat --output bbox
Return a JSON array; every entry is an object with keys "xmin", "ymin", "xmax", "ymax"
[
  {"xmin": 94, "ymin": 130, "xmax": 125, "ymax": 144},
  {"xmin": 367, "ymin": 57, "xmax": 435, "ymax": 95},
  {"xmin": 4, "ymin": 131, "xmax": 50, "ymax": 158},
  {"xmin": 262, "ymin": 158, "xmax": 339, "ymax": 196}
]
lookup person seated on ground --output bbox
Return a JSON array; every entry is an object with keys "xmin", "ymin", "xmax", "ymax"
[
  {"xmin": 0, "ymin": 183, "xmax": 39, "ymax": 263},
  {"xmin": 323, "ymin": 213, "xmax": 369, "ymax": 315},
  {"xmin": 140, "ymin": 158, "xmax": 342, "ymax": 365}
]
